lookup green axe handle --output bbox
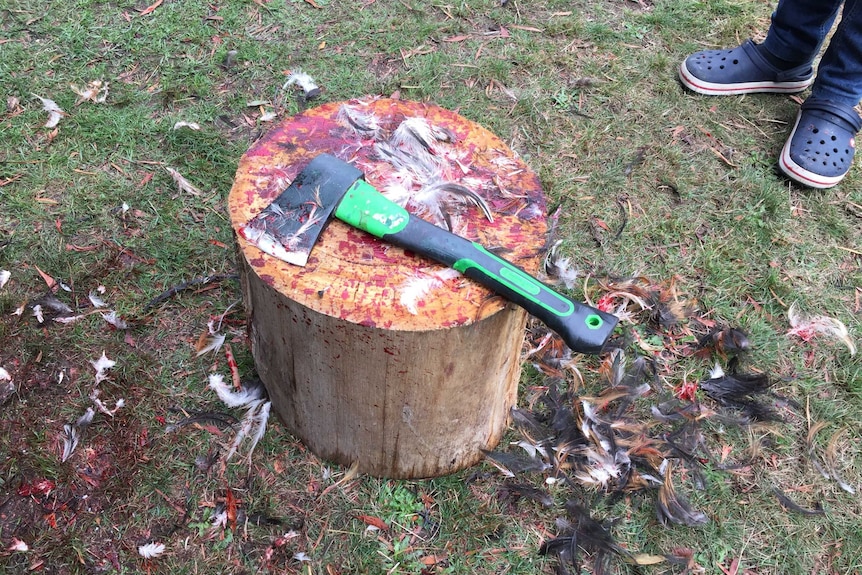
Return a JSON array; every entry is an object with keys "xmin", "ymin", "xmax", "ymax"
[{"xmin": 334, "ymin": 179, "xmax": 618, "ymax": 354}]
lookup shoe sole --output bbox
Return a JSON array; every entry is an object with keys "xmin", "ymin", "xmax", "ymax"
[
  {"xmin": 779, "ymin": 112, "xmax": 846, "ymax": 189},
  {"xmin": 679, "ymin": 61, "xmax": 814, "ymax": 95}
]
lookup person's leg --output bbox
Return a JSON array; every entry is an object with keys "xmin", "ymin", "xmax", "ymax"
[
  {"xmin": 761, "ymin": 0, "xmax": 843, "ymax": 67},
  {"xmin": 779, "ymin": 0, "xmax": 862, "ymax": 188},
  {"xmin": 679, "ymin": 0, "xmax": 841, "ymax": 95},
  {"xmin": 809, "ymin": 0, "xmax": 862, "ymax": 106}
]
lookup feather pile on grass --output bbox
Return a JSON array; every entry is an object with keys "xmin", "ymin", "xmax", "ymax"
[{"xmin": 479, "ymin": 276, "xmax": 842, "ymax": 575}]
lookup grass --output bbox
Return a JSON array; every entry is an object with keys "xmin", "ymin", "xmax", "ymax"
[{"xmin": 1, "ymin": 0, "xmax": 860, "ymax": 573}]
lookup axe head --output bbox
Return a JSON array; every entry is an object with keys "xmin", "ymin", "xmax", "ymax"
[{"xmin": 240, "ymin": 154, "xmax": 363, "ymax": 266}]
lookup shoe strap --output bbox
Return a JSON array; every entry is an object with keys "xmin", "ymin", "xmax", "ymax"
[
  {"xmin": 740, "ymin": 40, "xmax": 813, "ymax": 82},
  {"xmin": 801, "ymin": 98, "xmax": 862, "ymax": 133}
]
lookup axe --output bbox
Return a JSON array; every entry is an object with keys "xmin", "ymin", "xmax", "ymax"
[{"xmin": 240, "ymin": 153, "xmax": 618, "ymax": 354}]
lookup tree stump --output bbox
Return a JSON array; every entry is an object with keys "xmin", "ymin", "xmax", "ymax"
[{"xmin": 229, "ymin": 97, "xmax": 548, "ymax": 478}]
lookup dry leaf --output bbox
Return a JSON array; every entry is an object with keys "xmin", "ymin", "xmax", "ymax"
[
  {"xmin": 138, "ymin": 0, "xmax": 164, "ymax": 15},
  {"xmin": 355, "ymin": 514, "xmax": 389, "ymax": 531},
  {"xmin": 631, "ymin": 553, "xmax": 666, "ymax": 565}
]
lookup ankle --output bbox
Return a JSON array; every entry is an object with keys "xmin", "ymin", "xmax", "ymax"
[{"xmin": 754, "ymin": 43, "xmax": 808, "ymax": 71}]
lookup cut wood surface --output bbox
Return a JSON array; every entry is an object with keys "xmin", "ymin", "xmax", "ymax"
[{"xmin": 229, "ymin": 97, "xmax": 549, "ymax": 477}]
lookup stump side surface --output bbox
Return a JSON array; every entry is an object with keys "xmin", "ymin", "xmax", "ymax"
[
  {"xmin": 229, "ymin": 97, "xmax": 548, "ymax": 331},
  {"xmin": 241, "ymin": 256, "xmax": 527, "ymax": 478}
]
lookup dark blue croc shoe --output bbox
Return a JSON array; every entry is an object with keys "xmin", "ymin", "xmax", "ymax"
[
  {"xmin": 779, "ymin": 99, "xmax": 862, "ymax": 189},
  {"xmin": 680, "ymin": 39, "xmax": 814, "ymax": 95}
]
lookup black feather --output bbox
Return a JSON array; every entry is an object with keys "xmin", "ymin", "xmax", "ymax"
[
  {"xmin": 656, "ymin": 463, "xmax": 709, "ymax": 526},
  {"xmin": 698, "ymin": 326, "xmax": 750, "ymax": 354},
  {"xmin": 700, "ymin": 360, "xmax": 779, "ymax": 422},
  {"xmin": 510, "ymin": 407, "xmax": 555, "ymax": 445},
  {"xmin": 772, "ymin": 487, "xmax": 825, "ymax": 516},
  {"xmin": 482, "ymin": 449, "xmax": 549, "ymax": 476},
  {"xmin": 497, "ymin": 481, "xmax": 554, "ymax": 507}
]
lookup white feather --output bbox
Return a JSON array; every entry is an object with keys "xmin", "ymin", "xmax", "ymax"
[
  {"xmin": 33, "ymin": 94, "xmax": 65, "ymax": 128},
  {"xmin": 196, "ymin": 332, "xmax": 226, "ymax": 357},
  {"xmin": 138, "ymin": 542, "xmax": 166, "ymax": 559},
  {"xmin": 283, "ymin": 69, "xmax": 319, "ymax": 94},
  {"xmin": 207, "ymin": 373, "xmax": 264, "ymax": 408},
  {"xmin": 398, "ymin": 268, "xmax": 461, "ymax": 314},
  {"xmin": 245, "ymin": 401, "xmax": 271, "ymax": 462},
  {"xmin": 100, "ymin": 310, "xmax": 128, "ymax": 329},
  {"xmin": 61, "ymin": 424, "xmax": 80, "ymax": 463},
  {"xmin": 91, "ymin": 351, "xmax": 116, "ymax": 384}
]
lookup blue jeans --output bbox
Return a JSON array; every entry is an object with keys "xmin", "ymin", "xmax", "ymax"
[{"xmin": 763, "ymin": 0, "xmax": 862, "ymax": 107}]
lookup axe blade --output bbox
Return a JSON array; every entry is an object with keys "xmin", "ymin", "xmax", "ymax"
[{"xmin": 240, "ymin": 154, "xmax": 364, "ymax": 266}]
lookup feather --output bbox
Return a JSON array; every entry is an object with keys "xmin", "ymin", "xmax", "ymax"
[
  {"xmin": 787, "ymin": 301, "xmax": 856, "ymax": 355},
  {"xmin": 89, "ymin": 388, "xmax": 124, "ymax": 417},
  {"xmin": 283, "ymin": 69, "xmax": 320, "ymax": 99},
  {"xmin": 0, "ymin": 367, "xmax": 12, "ymax": 405},
  {"xmin": 196, "ymin": 332, "xmax": 226, "ymax": 357},
  {"xmin": 137, "ymin": 542, "xmax": 166, "ymax": 559},
  {"xmin": 336, "ymin": 104, "xmax": 382, "ymax": 138},
  {"xmin": 208, "ymin": 374, "xmax": 270, "ymax": 462},
  {"xmin": 699, "ymin": 360, "xmax": 778, "ymax": 422},
  {"xmin": 655, "ymin": 461, "xmax": 708, "ymax": 526},
  {"xmin": 397, "ymin": 268, "xmax": 461, "ymax": 314},
  {"xmin": 698, "ymin": 326, "xmax": 750, "ymax": 354},
  {"xmin": 208, "ymin": 373, "xmax": 265, "ymax": 408},
  {"xmin": 497, "ymin": 481, "xmax": 554, "ymax": 507},
  {"xmin": 806, "ymin": 420, "xmax": 833, "ymax": 480},
  {"xmin": 482, "ymin": 449, "xmax": 550, "ymax": 477},
  {"xmin": 195, "ymin": 448, "xmax": 220, "ymax": 473},
  {"xmin": 70, "ymin": 80, "xmax": 109, "ymax": 104},
  {"xmin": 33, "ymin": 94, "xmax": 65, "ymax": 128},
  {"xmin": 771, "ymin": 487, "xmax": 825, "ymax": 516},
  {"xmin": 245, "ymin": 400, "xmax": 271, "ymax": 462},
  {"xmin": 90, "ymin": 351, "xmax": 116, "ymax": 384},
  {"xmin": 540, "ymin": 503, "xmax": 626, "ymax": 575},
  {"xmin": 374, "ymin": 140, "xmax": 440, "ymax": 182},
  {"xmin": 61, "ymin": 407, "xmax": 95, "ymax": 462},
  {"xmin": 173, "ymin": 121, "xmax": 201, "ymax": 130},
  {"xmin": 88, "ymin": 290, "xmax": 108, "ymax": 308},
  {"xmin": 415, "ymin": 181, "xmax": 493, "ymax": 223},
  {"xmin": 0, "ymin": 269, "xmax": 10, "ymax": 289},
  {"xmin": 510, "ymin": 407, "xmax": 555, "ymax": 445},
  {"xmin": 391, "ymin": 117, "xmax": 452, "ymax": 156},
  {"xmin": 61, "ymin": 424, "xmax": 81, "ymax": 462},
  {"xmin": 100, "ymin": 310, "xmax": 128, "ymax": 330},
  {"xmin": 165, "ymin": 167, "xmax": 203, "ymax": 196},
  {"xmin": 824, "ymin": 428, "xmax": 856, "ymax": 494},
  {"xmin": 542, "ymin": 241, "xmax": 580, "ymax": 289}
]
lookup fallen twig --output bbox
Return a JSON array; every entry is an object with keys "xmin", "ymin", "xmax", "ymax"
[{"xmin": 144, "ymin": 273, "xmax": 239, "ymax": 310}]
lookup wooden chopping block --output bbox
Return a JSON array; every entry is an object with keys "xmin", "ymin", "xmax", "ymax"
[{"xmin": 228, "ymin": 97, "xmax": 548, "ymax": 478}]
